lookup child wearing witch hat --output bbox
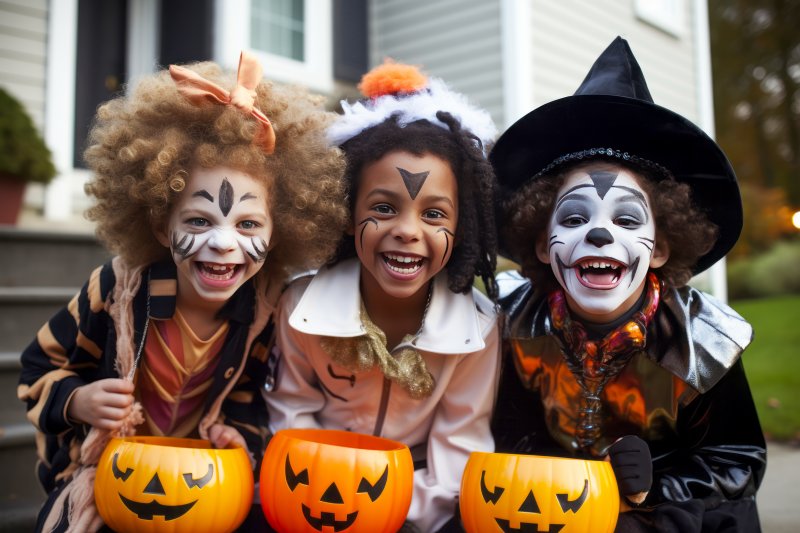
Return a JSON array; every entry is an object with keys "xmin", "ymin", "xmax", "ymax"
[{"xmin": 491, "ymin": 37, "xmax": 765, "ymax": 532}]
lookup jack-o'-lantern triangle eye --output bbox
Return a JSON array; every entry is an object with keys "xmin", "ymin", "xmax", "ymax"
[
  {"xmin": 480, "ymin": 470, "xmax": 504, "ymax": 504},
  {"xmin": 112, "ymin": 453, "xmax": 133, "ymax": 481},
  {"xmin": 356, "ymin": 465, "xmax": 388, "ymax": 501},
  {"xmin": 557, "ymin": 479, "xmax": 589, "ymax": 513},
  {"xmin": 284, "ymin": 455, "xmax": 309, "ymax": 491}
]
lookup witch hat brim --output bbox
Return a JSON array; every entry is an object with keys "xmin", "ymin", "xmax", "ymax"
[{"xmin": 491, "ymin": 37, "xmax": 741, "ymax": 275}]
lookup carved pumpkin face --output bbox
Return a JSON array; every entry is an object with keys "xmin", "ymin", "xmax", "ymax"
[
  {"xmin": 260, "ymin": 428, "xmax": 414, "ymax": 533},
  {"xmin": 459, "ymin": 452, "xmax": 619, "ymax": 533},
  {"xmin": 95, "ymin": 436, "xmax": 253, "ymax": 533}
]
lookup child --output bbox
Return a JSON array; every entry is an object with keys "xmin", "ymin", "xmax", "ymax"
[
  {"xmin": 264, "ymin": 61, "xmax": 501, "ymax": 532},
  {"xmin": 490, "ymin": 37, "xmax": 766, "ymax": 532},
  {"xmin": 18, "ymin": 52, "xmax": 348, "ymax": 531}
]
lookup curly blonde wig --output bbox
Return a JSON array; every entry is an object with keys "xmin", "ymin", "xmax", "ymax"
[{"xmin": 84, "ymin": 61, "xmax": 348, "ymax": 279}]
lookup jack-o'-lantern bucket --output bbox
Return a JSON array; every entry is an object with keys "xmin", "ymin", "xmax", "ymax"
[
  {"xmin": 260, "ymin": 428, "xmax": 414, "ymax": 533},
  {"xmin": 460, "ymin": 452, "xmax": 619, "ymax": 533},
  {"xmin": 95, "ymin": 436, "xmax": 253, "ymax": 533}
]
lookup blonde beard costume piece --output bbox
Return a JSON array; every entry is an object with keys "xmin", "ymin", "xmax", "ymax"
[{"xmin": 265, "ymin": 258, "xmax": 500, "ymax": 533}]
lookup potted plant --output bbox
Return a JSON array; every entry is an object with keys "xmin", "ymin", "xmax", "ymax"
[{"xmin": 0, "ymin": 87, "xmax": 57, "ymax": 224}]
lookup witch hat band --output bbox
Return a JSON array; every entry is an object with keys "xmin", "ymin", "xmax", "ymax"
[{"xmin": 490, "ymin": 36, "xmax": 742, "ymax": 274}]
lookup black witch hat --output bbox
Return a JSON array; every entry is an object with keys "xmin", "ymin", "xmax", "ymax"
[{"xmin": 491, "ymin": 36, "xmax": 741, "ymax": 274}]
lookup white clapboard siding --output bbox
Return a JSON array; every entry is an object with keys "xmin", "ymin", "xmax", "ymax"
[
  {"xmin": 0, "ymin": 0, "xmax": 48, "ymax": 129},
  {"xmin": 528, "ymin": 0, "xmax": 698, "ymax": 124},
  {"xmin": 370, "ymin": 0, "xmax": 505, "ymax": 128}
]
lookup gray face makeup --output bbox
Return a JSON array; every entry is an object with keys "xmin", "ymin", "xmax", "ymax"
[
  {"xmin": 545, "ymin": 167, "xmax": 658, "ymax": 322},
  {"xmin": 396, "ymin": 167, "xmax": 430, "ymax": 200}
]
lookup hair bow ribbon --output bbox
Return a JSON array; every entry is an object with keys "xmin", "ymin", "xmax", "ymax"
[{"xmin": 169, "ymin": 51, "xmax": 276, "ymax": 154}]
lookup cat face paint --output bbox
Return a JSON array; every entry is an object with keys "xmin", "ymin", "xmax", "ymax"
[
  {"xmin": 160, "ymin": 166, "xmax": 273, "ymax": 306},
  {"xmin": 538, "ymin": 165, "xmax": 667, "ymax": 323},
  {"xmin": 353, "ymin": 151, "xmax": 458, "ymax": 302}
]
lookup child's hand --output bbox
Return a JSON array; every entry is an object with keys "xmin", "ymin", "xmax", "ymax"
[
  {"xmin": 608, "ymin": 435, "xmax": 652, "ymax": 508},
  {"xmin": 67, "ymin": 378, "xmax": 134, "ymax": 430},
  {"xmin": 208, "ymin": 423, "xmax": 247, "ymax": 449}
]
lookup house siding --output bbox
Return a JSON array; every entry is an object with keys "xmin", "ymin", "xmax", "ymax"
[
  {"xmin": 369, "ymin": 0, "xmax": 504, "ymax": 127},
  {"xmin": 0, "ymin": 0, "xmax": 48, "ymax": 129},
  {"xmin": 528, "ymin": 0, "xmax": 698, "ymax": 123}
]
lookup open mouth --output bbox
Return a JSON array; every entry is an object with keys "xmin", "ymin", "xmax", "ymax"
[
  {"xmin": 382, "ymin": 253, "xmax": 424, "ymax": 275},
  {"xmin": 575, "ymin": 258, "xmax": 626, "ymax": 288},
  {"xmin": 301, "ymin": 504, "xmax": 358, "ymax": 532},
  {"xmin": 195, "ymin": 262, "xmax": 241, "ymax": 281}
]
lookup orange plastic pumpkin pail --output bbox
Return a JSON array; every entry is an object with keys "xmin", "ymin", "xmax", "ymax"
[
  {"xmin": 260, "ymin": 428, "xmax": 414, "ymax": 533},
  {"xmin": 94, "ymin": 436, "xmax": 253, "ymax": 533},
  {"xmin": 460, "ymin": 452, "xmax": 619, "ymax": 533}
]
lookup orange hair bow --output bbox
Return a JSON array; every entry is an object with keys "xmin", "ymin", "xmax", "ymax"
[{"xmin": 169, "ymin": 51, "xmax": 276, "ymax": 154}]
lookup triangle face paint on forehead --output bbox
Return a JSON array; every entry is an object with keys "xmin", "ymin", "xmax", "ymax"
[
  {"xmin": 396, "ymin": 167, "xmax": 430, "ymax": 200},
  {"xmin": 588, "ymin": 170, "xmax": 618, "ymax": 199}
]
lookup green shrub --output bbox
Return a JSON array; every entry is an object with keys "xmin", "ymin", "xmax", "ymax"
[
  {"xmin": 728, "ymin": 239, "xmax": 800, "ymax": 299},
  {"xmin": 0, "ymin": 88, "xmax": 56, "ymax": 184}
]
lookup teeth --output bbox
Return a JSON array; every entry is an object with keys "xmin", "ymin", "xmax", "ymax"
[
  {"xmin": 387, "ymin": 263, "xmax": 421, "ymax": 274},
  {"xmin": 385, "ymin": 253, "xmax": 420, "ymax": 264},
  {"xmin": 580, "ymin": 260, "xmax": 619, "ymax": 270}
]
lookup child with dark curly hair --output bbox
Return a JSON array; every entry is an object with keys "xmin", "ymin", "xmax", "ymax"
[
  {"xmin": 265, "ymin": 61, "xmax": 501, "ymax": 532},
  {"xmin": 18, "ymin": 52, "xmax": 348, "ymax": 531},
  {"xmin": 491, "ymin": 38, "xmax": 765, "ymax": 532}
]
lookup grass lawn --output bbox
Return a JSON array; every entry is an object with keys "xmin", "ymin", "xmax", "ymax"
[{"xmin": 731, "ymin": 295, "xmax": 800, "ymax": 442}]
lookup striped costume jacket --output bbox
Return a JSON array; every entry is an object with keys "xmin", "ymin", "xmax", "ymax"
[{"xmin": 18, "ymin": 259, "xmax": 275, "ymax": 495}]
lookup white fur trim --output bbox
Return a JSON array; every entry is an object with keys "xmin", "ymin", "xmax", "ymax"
[{"xmin": 327, "ymin": 78, "xmax": 497, "ymax": 149}]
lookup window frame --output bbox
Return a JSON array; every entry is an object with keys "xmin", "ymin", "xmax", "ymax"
[
  {"xmin": 214, "ymin": 0, "xmax": 333, "ymax": 93},
  {"xmin": 633, "ymin": 0, "xmax": 685, "ymax": 37}
]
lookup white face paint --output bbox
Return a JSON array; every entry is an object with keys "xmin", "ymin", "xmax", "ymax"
[
  {"xmin": 159, "ymin": 166, "xmax": 273, "ymax": 307},
  {"xmin": 538, "ymin": 165, "xmax": 667, "ymax": 323}
]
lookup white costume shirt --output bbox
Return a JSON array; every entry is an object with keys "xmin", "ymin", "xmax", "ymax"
[{"xmin": 266, "ymin": 258, "xmax": 500, "ymax": 532}]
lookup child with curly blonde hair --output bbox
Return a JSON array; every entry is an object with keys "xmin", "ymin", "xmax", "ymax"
[{"xmin": 19, "ymin": 52, "xmax": 347, "ymax": 531}]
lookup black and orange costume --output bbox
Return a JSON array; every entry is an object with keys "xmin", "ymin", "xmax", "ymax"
[
  {"xmin": 18, "ymin": 260, "xmax": 276, "ymax": 527},
  {"xmin": 490, "ymin": 37, "xmax": 766, "ymax": 532}
]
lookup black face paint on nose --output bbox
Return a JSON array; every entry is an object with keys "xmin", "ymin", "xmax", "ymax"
[{"xmin": 586, "ymin": 227, "xmax": 614, "ymax": 247}]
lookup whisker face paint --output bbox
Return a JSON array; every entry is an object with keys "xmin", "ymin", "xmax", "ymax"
[
  {"xmin": 352, "ymin": 151, "xmax": 458, "ymax": 302},
  {"xmin": 162, "ymin": 166, "xmax": 273, "ymax": 305},
  {"xmin": 545, "ymin": 165, "xmax": 658, "ymax": 323}
]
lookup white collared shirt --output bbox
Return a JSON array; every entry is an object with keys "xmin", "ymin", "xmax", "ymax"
[{"xmin": 266, "ymin": 258, "xmax": 500, "ymax": 532}]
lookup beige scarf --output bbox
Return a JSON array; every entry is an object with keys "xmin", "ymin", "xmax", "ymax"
[{"xmin": 320, "ymin": 302, "xmax": 435, "ymax": 399}]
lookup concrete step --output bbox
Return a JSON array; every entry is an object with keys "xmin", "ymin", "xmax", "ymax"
[
  {"xmin": 0, "ymin": 425, "xmax": 44, "ymax": 531},
  {"xmin": 0, "ymin": 352, "xmax": 26, "ymax": 427},
  {"xmin": 0, "ymin": 287, "xmax": 78, "ymax": 352},
  {"xmin": 0, "ymin": 227, "xmax": 109, "ymax": 288}
]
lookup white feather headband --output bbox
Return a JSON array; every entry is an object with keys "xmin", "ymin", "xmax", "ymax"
[{"xmin": 327, "ymin": 68, "xmax": 497, "ymax": 150}]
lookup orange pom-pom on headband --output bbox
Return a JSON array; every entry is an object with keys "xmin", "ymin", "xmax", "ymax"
[
  {"xmin": 328, "ymin": 59, "xmax": 496, "ymax": 149},
  {"xmin": 358, "ymin": 60, "xmax": 428, "ymax": 99},
  {"xmin": 169, "ymin": 51, "xmax": 277, "ymax": 154}
]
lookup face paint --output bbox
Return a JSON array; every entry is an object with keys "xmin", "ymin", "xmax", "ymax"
[
  {"xmin": 352, "ymin": 151, "xmax": 458, "ymax": 302},
  {"xmin": 541, "ymin": 166, "xmax": 662, "ymax": 323},
  {"xmin": 397, "ymin": 167, "xmax": 430, "ymax": 200},
  {"xmin": 160, "ymin": 166, "xmax": 273, "ymax": 307}
]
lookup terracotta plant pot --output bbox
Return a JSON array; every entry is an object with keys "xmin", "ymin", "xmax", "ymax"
[{"xmin": 0, "ymin": 176, "xmax": 26, "ymax": 225}]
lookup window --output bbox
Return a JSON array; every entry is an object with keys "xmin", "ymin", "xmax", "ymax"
[
  {"xmin": 215, "ymin": 0, "xmax": 333, "ymax": 93},
  {"xmin": 634, "ymin": 0, "xmax": 685, "ymax": 37},
  {"xmin": 251, "ymin": 0, "xmax": 304, "ymax": 61}
]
